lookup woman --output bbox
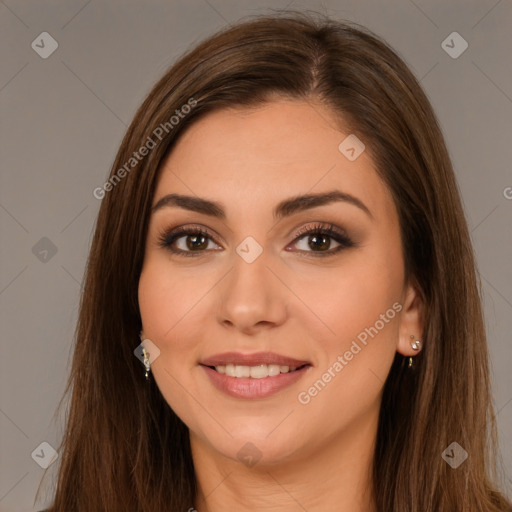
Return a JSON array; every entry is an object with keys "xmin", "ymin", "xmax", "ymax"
[{"xmin": 40, "ymin": 11, "xmax": 511, "ymax": 512}]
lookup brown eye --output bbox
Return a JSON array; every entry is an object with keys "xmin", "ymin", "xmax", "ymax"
[
  {"xmin": 182, "ymin": 233, "xmax": 209, "ymax": 251},
  {"xmin": 158, "ymin": 226, "xmax": 221, "ymax": 256},
  {"xmin": 157, "ymin": 222, "xmax": 355, "ymax": 258},
  {"xmin": 289, "ymin": 223, "xmax": 355, "ymax": 256},
  {"xmin": 299, "ymin": 233, "xmax": 333, "ymax": 251}
]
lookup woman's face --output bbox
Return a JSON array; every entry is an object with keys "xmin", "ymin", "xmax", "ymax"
[{"xmin": 138, "ymin": 98, "xmax": 422, "ymax": 466}]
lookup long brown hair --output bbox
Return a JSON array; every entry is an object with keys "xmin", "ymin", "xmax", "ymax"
[{"xmin": 39, "ymin": 11, "xmax": 511, "ymax": 511}]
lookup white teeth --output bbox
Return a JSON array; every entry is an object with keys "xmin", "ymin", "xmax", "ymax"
[
  {"xmin": 234, "ymin": 365, "xmax": 250, "ymax": 378},
  {"xmin": 250, "ymin": 365, "xmax": 268, "ymax": 379},
  {"xmin": 267, "ymin": 364, "xmax": 281, "ymax": 376},
  {"xmin": 225, "ymin": 364, "xmax": 236, "ymax": 377},
  {"xmin": 214, "ymin": 363, "xmax": 301, "ymax": 378}
]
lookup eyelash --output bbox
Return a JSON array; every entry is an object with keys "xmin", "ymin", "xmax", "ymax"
[{"xmin": 157, "ymin": 222, "xmax": 355, "ymax": 258}]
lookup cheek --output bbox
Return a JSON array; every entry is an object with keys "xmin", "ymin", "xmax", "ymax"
[
  {"xmin": 138, "ymin": 255, "xmax": 201, "ymax": 341},
  {"xmin": 294, "ymin": 274, "xmax": 402, "ymax": 430},
  {"xmin": 344, "ymin": 226, "xmax": 404, "ymax": 329},
  {"xmin": 138, "ymin": 260, "xmax": 205, "ymax": 426},
  {"xmin": 138, "ymin": 269, "xmax": 172, "ymax": 337},
  {"xmin": 294, "ymin": 234, "xmax": 404, "ymax": 404},
  {"xmin": 137, "ymin": 258, "xmax": 198, "ymax": 389},
  {"xmin": 291, "ymin": 243, "xmax": 403, "ymax": 348}
]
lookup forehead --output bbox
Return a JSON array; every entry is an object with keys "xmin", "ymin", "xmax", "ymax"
[{"xmin": 153, "ymin": 99, "xmax": 395, "ymax": 223}]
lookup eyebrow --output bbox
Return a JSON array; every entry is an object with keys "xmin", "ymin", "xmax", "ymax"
[{"xmin": 151, "ymin": 190, "xmax": 373, "ymax": 221}]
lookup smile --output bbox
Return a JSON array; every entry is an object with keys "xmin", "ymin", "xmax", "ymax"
[
  {"xmin": 211, "ymin": 363, "xmax": 307, "ymax": 378},
  {"xmin": 199, "ymin": 352, "xmax": 312, "ymax": 399}
]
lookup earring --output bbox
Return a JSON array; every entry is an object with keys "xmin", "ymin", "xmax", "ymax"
[
  {"xmin": 408, "ymin": 335, "xmax": 421, "ymax": 368},
  {"xmin": 142, "ymin": 347, "xmax": 151, "ymax": 380},
  {"xmin": 411, "ymin": 337, "xmax": 421, "ymax": 351}
]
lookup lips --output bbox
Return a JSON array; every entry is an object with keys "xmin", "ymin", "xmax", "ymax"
[
  {"xmin": 200, "ymin": 351, "xmax": 310, "ymax": 368},
  {"xmin": 199, "ymin": 351, "xmax": 312, "ymax": 399}
]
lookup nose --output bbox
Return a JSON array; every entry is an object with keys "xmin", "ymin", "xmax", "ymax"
[{"xmin": 217, "ymin": 249, "xmax": 288, "ymax": 335}]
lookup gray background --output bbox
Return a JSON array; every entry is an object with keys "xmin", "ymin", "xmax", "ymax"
[{"xmin": 1, "ymin": 1, "xmax": 511, "ymax": 510}]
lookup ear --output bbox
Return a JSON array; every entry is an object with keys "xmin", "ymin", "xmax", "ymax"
[{"xmin": 396, "ymin": 280, "xmax": 424, "ymax": 357}]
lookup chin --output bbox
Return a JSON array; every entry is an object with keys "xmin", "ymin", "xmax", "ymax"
[{"xmin": 201, "ymin": 426, "xmax": 306, "ymax": 468}]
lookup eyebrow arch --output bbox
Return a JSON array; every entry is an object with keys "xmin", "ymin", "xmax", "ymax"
[{"xmin": 151, "ymin": 190, "xmax": 373, "ymax": 221}]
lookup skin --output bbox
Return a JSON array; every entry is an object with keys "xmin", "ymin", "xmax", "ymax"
[{"xmin": 138, "ymin": 97, "xmax": 424, "ymax": 512}]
